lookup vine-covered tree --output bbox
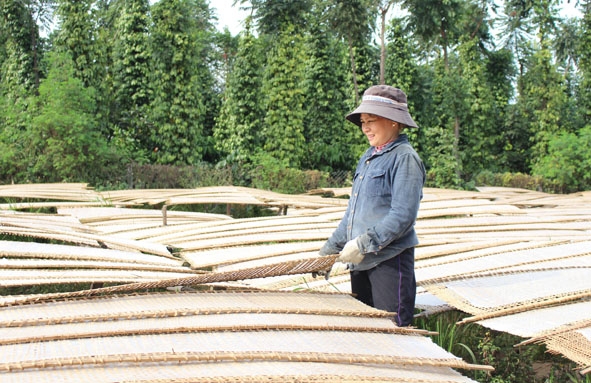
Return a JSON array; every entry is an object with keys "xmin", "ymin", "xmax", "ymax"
[
  {"xmin": 148, "ymin": 0, "xmax": 214, "ymax": 165},
  {"xmin": 577, "ymin": 1, "xmax": 591, "ymax": 125},
  {"xmin": 111, "ymin": 0, "xmax": 152, "ymax": 159},
  {"xmin": 0, "ymin": 0, "xmax": 52, "ymax": 182},
  {"xmin": 213, "ymin": 18, "xmax": 265, "ymax": 165},
  {"xmin": 54, "ymin": 0, "xmax": 101, "ymax": 88},
  {"xmin": 384, "ymin": 18, "xmax": 422, "ymax": 148},
  {"xmin": 261, "ymin": 23, "xmax": 307, "ymax": 168},
  {"xmin": 302, "ymin": 4, "xmax": 360, "ymax": 171}
]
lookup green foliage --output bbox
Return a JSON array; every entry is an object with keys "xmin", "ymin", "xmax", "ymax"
[
  {"xmin": 54, "ymin": 0, "xmax": 102, "ymax": 88},
  {"xmin": 0, "ymin": 0, "xmax": 41, "ymax": 95},
  {"xmin": 110, "ymin": 0, "xmax": 153, "ymax": 158},
  {"xmin": 326, "ymin": 0, "xmax": 377, "ymax": 100},
  {"xmin": 0, "ymin": 86, "xmax": 31, "ymax": 182},
  {"xmin": 472, "ymin": 330, "xmax": 539, "ymax": 383},
  {"xmin": 402, "ymin": 0, "xmax": 467, "ymax": 62},
  {"xmin": 302, "ymin": 8, "xmax": 358, "ymax": 172},
  {"xmin": 1, "ymin": 0, "xmax": 591, "ymax": 194},
  {"xmin": 247, "ymin": 151, "xmax": 330, "ymax": 194},
  {"xmin": 576, "ymin": 4, "xmax": 591, "ymax": 126},
  {"xmin": 27, "ymin": 51, "xmax": 121, "ymax": 184},
  {"xmin": 415, "ymin": 311, "xmax": 479, "ymax": 364},
  {"xmin": 416, "ymin": 311, "xmax": 588, "ymax": 383},
  {"xmin": 425, "ymin": 125, "xmax": 463, "ymax": 189},
  {"xmin": 456, "ymin": 35, "xmax": 504, "ymax": 179},
  {"xmin": 385, "ymin": 18, "xmax": 424, "ymax": 149},
  {"xmin": 213, "ymin": 22, "xmax": 265, "ymax": 164},
  {"xmin": 248, "ymin": 0, "xmax": 312, "ymax": 35},
  {"xmin": 520, "ymin": 46, "xmax": 568, "ymax": 168},
  {"xmin": 385, "ymin": 19, "xmax": 416, "ymax": 98},
  {"xmin": 422, "ymin": 59, "xmax": 464, "ymax": 189},
  {"xmin": 149, "ymin": 0, "xmax": 214, "ymax": 165},
  {"xmin": 474, "ymin": 170, "xmax": 549, "ymax": 191},
  {"xmin": 261, "ymin": 24, "xmax": 307, "ymax": 168},
  {"xmin": 532, "ymin": 125, "xmax": 591, "ymax": 192}
]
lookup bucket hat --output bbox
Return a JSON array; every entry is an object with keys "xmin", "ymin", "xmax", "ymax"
[{"xmin": 346, "ymin": 85, "xmax": 418, "ymax": 128}]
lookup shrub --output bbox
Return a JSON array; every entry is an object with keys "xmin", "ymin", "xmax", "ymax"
[{"xmin": 531, "ymin": 126, "xmax": 591, "ymax": 193}]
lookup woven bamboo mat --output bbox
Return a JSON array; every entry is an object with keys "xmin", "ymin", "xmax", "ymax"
[
  {"xmin": 0, "ymin": 258, "xmax": 192, "ymax": 273},
  {"xmin": 0, "ymin": 291, "xmax": 487, "ymax": 382},
  {"xmin": 147, "ymin": 215, "xmax": 337, "ymax": 242},
  {"xmin": 175, "ymin": 231, "xmax": 334, "ymax": 253},
  {"xmin": 416, "ymin": 214, "xmax": 585, "ymax": 229},
  {"xmin": 416, "ymin": 241, "xmax": 591, "ymax": 284},
  {"xmin": 0, "ymin": 291, "xmax": 386, "ymax": 324},
  {"xmin": 60, "ymin": 206, "xmax": 232, "ymax": 224},
  {"xmin": 0, "ymin": 269, "xmax": 198, "ymax": 287},
  {"xmin": 2, "ymin": 183, "xmax": 591, "ymax": 376},
  {"xmin": 0, "ymin": 240, "xmax": 181, "ymax": 265},
  {"xmin": 415, "ymin": 239, "xmax": 544, "ymax": 261},
  {"xmin": 0, "ymin": 218, "xmax": 173, "ymax": 257},
  {"xmin": 416, "ymin": 240, "xmax": 560, "ymax": 264},
  {"xmin": 0, "ymin": 332, "xmax": 477, "ymax": 365},
  {"xmin": 544, "ymin": 327, "xmax": 591, "ymax": 372},
  {"xmin": 101, "ymin": 186, "xmax": 349, "ymax": 210},
  {"xmin": 0, "ymin": 362, "xmax": 479, "ymax": 383},
  {"xmin": 182, "ymin": 241, "xmax": 326, "ymax": 270},
  {"xmin": 0, "ymin": 212, "xmax": 93, "ymax": 234},
  {"xmin": 424, "ymin": 268, "xmax": 591, "ymax": 319},
  {"xmin": 0, "ymin": 182, "xmax": 101, "ymax": 201},
  {"xmin": 477, "ymin": 300, "xmax": 591, "ymax": 339}
]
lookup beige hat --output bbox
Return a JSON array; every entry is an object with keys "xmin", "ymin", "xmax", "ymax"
[{"xmin": 346, "ymin": 85, "xmax": 418, "ymax": 128}]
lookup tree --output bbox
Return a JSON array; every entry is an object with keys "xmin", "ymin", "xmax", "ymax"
[
  {"xmin": 0, "ymin": 0, "xmax": 52, "ymax": 182},
  {"xmin": 376, "ymin": 0, "xmax": 395, "ymax": 84},
  {"xmin": 520, "ymin": 47, "xmax": 568, "ymax": 167},
  {"xmin": 424, "ymin": 56, "xmax": 466, "ymax": 188},
  {"xmin": 327, "ymin": 0, "xmax": 377, "ymax": 102},
  {"xmin": 577, "ymin": 0, "xmax": 591, "ymax": 125},
  {"xmin": 261, "ymin": 24, "xmax": 307, "ymax": 168},
  {"xmin": 402, "ymin": 0, "xmax": 466, "ymax": 68},
  {"xmin": 239, "ymin": 0, "xmax": 312, "ymax": 35},
  {"xmin": 385, "ymin": 17, "xmax": 423, "ymax": 149},
  {"xmin": 54, "ymin": 0, "xmax": 101, "ymax": 88},
  {"xmin": 513, "ymin": 0, "xmax": 567, "ymax": 168},
  {"xmin": 28, "ymin": 51, "xmax": 115, "ymax": 183},
  {"xmin": 1, "ymin": 0, "xmax": 54, "ymax": 93},
  {"xmin": 111, "ymin": 0, "xmax": 152, "ymax": 159},
  {"xmin": 302, "ymin": 5, "xmax": 360, "ymax": 171},
  {"xmin": 456, "ymin": 35, "xmax": 504, "ymax": 178},
  {"xmin": 497, "ymin": 0, "xmax": 536, "ymax": 86},
  {"xmin": 149, "ymin": 0, "xmax": 215, "ymax": 165},
  {"xmin": 532, "ymin": 126, "xmax": 591, "ymax": 192},
  {"xmin": 213, "ymin": 19, "xmax": 265, "ymax": 165}
]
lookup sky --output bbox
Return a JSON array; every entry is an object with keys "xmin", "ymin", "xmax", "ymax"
[{"xmin": 212, "ymin": 0, "xmax": 250, "ymax": 35}]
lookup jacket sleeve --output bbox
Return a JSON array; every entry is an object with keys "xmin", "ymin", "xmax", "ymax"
[{"xmin": 319, "ymin": 206, "xmax": 350, "ymax": 255}]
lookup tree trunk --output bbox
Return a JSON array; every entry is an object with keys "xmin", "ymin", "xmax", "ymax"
[{"xmin": 379, "ymin": 1, "xmax": 392, "ymax": 85}]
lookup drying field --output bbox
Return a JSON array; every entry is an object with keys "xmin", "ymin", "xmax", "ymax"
[{"xmin": 0, "ymin": 183, "xmax": 590, "ymax": 382}]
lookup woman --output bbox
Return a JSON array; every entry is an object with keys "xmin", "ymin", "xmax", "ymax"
[{"xmin": 319, "ymin": 85, "xmax": 425, "ymax": 327}]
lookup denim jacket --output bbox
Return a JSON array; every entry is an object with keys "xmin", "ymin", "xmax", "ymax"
[{"xmin": 320, "ymin": 134, "xmax": 426, "ymax": 271}]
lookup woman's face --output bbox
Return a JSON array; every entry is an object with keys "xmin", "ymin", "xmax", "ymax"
[{"xmin": 360, "ymin": 113, "xmax": 400, "ymax": 147}]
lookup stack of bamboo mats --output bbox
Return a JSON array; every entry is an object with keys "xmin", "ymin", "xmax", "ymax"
[{"xmin": 0, "ymin": 183, "xmax": 590, "ymax": 381}]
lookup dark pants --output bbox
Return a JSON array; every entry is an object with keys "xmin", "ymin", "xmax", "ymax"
[{"xmin": 350, "ymin": 247, "xmax": 416, "ymax": 326}]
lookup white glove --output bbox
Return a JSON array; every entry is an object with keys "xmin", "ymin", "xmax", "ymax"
[{"xmin": 337, "ymin": 238, "xmax": 364, "ymax": 264}]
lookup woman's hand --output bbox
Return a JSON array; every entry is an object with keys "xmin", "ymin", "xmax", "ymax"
[{"xmin": 337, "ymin": 238, "xmax": 364, "ymax": 264}]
